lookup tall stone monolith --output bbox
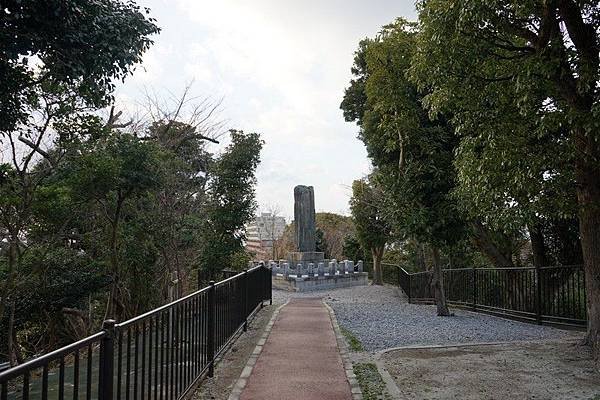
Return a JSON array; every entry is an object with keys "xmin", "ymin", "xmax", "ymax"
[{"xmin": 288, "ymin": 185, "xmax": 324, "ymax": 267}]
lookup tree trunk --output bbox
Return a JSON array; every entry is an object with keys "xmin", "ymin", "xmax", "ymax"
[
  {"xmin": 529, "ymin": 223, "xmax": 547, "ymax": 268},
  {"xmin": 574, "ymin": 131, "xmax": 600, "ymax": 360},
  {"xmin": 7, "ymin": 301, "xmax": 23, "ymax": 366},
  {"xmin": 105, "ymin": 196, "xmax": 124, "ymax": 320},
  {"xmin": 431, "ymin": 246, "xmax": 450, "ymax": 316},
  {"xmin": 372, "ymin": 246, "xmax": 384, "ymax": 285},
  {"xmin": 471, "ymin": 220, "xmax": 514, "ymax": 267},
  {"xmin": 417, "ymin": 241, "xmax": 426, "ymax": 271}
]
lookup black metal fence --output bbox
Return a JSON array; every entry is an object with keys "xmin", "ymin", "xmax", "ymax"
[
  {"xmin": 0, "ymin": 265, "xmax": 272, "ymax": 400},
  {"xmin": 381, "ymin": 263, "xmax": 587, "ymax": 328}
]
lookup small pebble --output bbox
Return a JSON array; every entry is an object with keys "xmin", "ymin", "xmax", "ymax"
[{"xmin": 272, "ymin": 285, "xmax": 574, "ymax": 352}]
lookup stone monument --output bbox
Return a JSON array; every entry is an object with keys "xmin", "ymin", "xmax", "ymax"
[
  {"xmin": 288, "ymin": 185, "xmax": 324, "ymax": 265},
  {"xmin": 268, "ymin": 185, "xmax": 368, "ymax": 291}
]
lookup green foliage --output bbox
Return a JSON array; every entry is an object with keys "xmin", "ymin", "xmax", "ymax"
[
  {"xmin": 342, "ymin": 19, "xmax": 467, "ymax": 250},
  {"xmin": 410, "ymin": 0, "xmax": 596, "ymax": 229},
  {"xmin": 0, "ymin": 0, "xmax": 264, "ymax": 363},
  {"xmin": 315, "ymin": 228, "xmax": 328, "ymax": 256},
  {"xmin": 350, "ymin": 178, "xmax": 390, "ymax": 254},
  {"xmin": 341, "ymin": 327, "xmax": 364, "ymax": 352},
  {"xmin": 0, "ymin": 0, "xmax": 159, "ymax": 132},
  {"xmin": 197, "ymin": 130, "xmax": 263, "ymax": 278},
  {"xmin": 315, "ymin": 212, "xmax": 355, "ymax": 259},
  {"xmin": 353, "ymin": 363, "xmax": 391, "ymax": 400},
  {"xmin": 342, "ymin": 233, "xmax": 366, "ymax": 262}
]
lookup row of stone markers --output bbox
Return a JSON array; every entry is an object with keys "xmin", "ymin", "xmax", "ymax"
[{"xmin": 263, "ymin": 259, "xmax": 364, "ymax": 279}]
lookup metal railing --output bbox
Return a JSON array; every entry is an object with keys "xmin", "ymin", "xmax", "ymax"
[
  {"xmin": 380, "ymin": 263, "xmax": 586, "ymax": 328},
  {"xmin": 0, "ymin": 265, "xmax": 272, "ymax": 400}
]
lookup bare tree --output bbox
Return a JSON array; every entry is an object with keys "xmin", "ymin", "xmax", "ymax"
[
  {"xmin": 125, "ymin": 83, "xmax": 225, "ymax": 299},
  {"xmin": 261, "ymin": 204, "xmax": 284, "ymax": 260},
  {"xmin": 129, "ymin": 82, "xmax": 225, "ymax": 145}
]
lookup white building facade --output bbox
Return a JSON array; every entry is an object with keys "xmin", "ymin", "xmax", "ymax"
[{"xmin": 245, "ymin": 213, "xmax": 286, "ymax": 259}]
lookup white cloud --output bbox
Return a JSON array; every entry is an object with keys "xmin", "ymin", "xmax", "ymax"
[{"xmin": 116, "ymin": 0, "xmax": 415, "ymax": 218}]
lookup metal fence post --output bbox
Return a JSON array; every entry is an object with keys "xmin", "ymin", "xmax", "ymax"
[
  {"xmin": 242, "ymin": 270, "xmax": 248, "ymax": 332},
  {"xmin": 535, "ymin": 265, "xmax": 542, "ymax": 324},
  {"xmin": 269, "ymin": 266, "xmax": 273, "ymax": 305},
  {"xmin": 472, "ymin": 266, "xmax": 477, "ymax": 311},
  {"xmin": 259, "ymin": 264, "xmax": 265, "ymax": 309},
  {"xmin": 207, "ymin": 281, "xmax": 216, "ymax": 377},
  {"xmin": 99, "ymin": 319, "xmax": 116, "ymax": 400}
]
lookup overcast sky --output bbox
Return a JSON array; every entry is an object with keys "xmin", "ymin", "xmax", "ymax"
[{"xmin": 116, "ymin": 0, "xmax": 417, "ymax": 220}]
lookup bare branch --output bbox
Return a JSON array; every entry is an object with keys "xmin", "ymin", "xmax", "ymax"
[{"xmin": 17, "ymin": 136, "xmax": 55, "ymax": 167}]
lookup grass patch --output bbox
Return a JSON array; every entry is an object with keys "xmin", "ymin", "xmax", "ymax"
[
  {"xmin": 340, "ymin": 326, "xmax": 363, "ymax": 351},
  {"xmin": 353, "ymin": 362, "xmax": 391, "ymax": 400}
]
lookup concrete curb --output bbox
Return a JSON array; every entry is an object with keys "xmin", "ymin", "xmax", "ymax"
[
  {"xmin": 227, "ymin": 301, "xmax": 288, "ymax": 400},
  {"xmin": 322, "ymin": 301, "xmax": 363, "ymax": 400}
]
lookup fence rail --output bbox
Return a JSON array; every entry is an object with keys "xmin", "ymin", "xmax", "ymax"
[
  {"xmin": 0, "ymin": 265, "xmax": 272, "ymax": 400},
  {"xmin": 380, "ymin": 263, "xmax": 586, "ymax": 328}
]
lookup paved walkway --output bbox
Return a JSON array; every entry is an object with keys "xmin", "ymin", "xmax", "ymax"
[{"xmin": 240, "ymin": 298, "xmax": 352, "ymax": 400}]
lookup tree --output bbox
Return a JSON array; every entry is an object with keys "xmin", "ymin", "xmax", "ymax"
[
  {"xmin": 197, "ymin": 130, "xmax": 263, "ymax": 280},
  {"xmin": 342, "ymin": 20, "xmax": 463, "ymax": 314},
  {"xmin": 63, "ymin": 133, "xmax": 164, "ymax": 320},
  {"xmin": 342, "ymin": 233, "xmax": 366, "ymax": 263},
  {"xmin": 315, "ymin": 212, "xmax": 355, "ymax": 260},
  {"xmin": 411, "ymin": 0, "xmax": 600, "ymax": 354},
  {"xmin": 0, "ymin": 0, "xmax": 159, "ymax": 133},
  {"xmin": 350, "ymin": 178, "xmax": 391, "ymax": 285},
  {"xmin": 260, "ymin": 204, "xmax": 285, "ymax": 260},
  {"xmin": 133, "ymin": 87, "xmax": 221, "ymax": 297},
  {"xmin": 0, "ymin": 0, "xmax": 159, "ymax": 364},
  {"xmin": 273, "ymin": 222, "xmax": 296, "ymax": 260}
]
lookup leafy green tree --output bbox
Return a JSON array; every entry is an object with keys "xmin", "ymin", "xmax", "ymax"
[
  {"xmin": 342, "ymin": 20, "xmax": 463, "ymax": 314},
  {"xmin": 350, "ymin": 178, "xmax": 391, "ymax": 285},
  {"xmin": 315, "ymin": 228, "xmax": 328, "ymax": 257},
  {"xmin": 197, "ymin": 130, "xmax": 263, "ymax": 280},
  {"xmin": 0, "ymin": 0, "xmax": 159, "ymax": 364},
  {"xmin": 62, "ymin": 133, "xmax": 164, "ymax": 320},
  {"xmin": 0, "ymin": 0, "xmax": 159, "ymax": 133},
  {"xmin": 411, "ymin": 0, "xmax": 600, "ymax": 353},
  {"xmin": 315, "ymin": 212, "xmax": 355, "ymax": 260},
  {"xmin": 142, "ymin": 120, "xmax": 212, "ymax": 297},
  {"xmin": 342, "ymin": 233, "xmax": 366, "ymax": 264}
]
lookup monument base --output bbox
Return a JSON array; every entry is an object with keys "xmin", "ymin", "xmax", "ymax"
[
  {"xmin": 272, "ymin": 272, "xmax": 368, "ymax": 292},
  {"xmin": 287, "ymin": 251, "xmax": 324, "ymax": 265}
]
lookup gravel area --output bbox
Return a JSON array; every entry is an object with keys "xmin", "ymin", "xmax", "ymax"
[{"xmin": 272, "ymin": 285, "xmax": 581, "ymax": 352}]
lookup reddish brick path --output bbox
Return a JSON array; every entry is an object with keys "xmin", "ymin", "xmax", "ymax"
[{"xmin": 240, "ymin": 298, "xmax": 352, "ymax": 400}]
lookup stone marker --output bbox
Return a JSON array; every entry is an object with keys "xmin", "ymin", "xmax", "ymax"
[
  {"xmin": 283, "ymin": 262, "xmax": 289, "ymax": 279},
  {"xmin": 345, "ymin": 260, "xmax": 354, "ymax": 273},
  {"xmin": 297, "ymin": 263, "xmax": 303, "ymax": 278},
  {"xmin": 329, "ymin": 260, "xmax": 337, "ymax": 275},
  {"xmin": 294, "ymin": 185, "xmax": 316, "ymax": 252},
  {"xmin": 308, "ymin": 262, "xmax": 314, "ymax": 277},
  {"xmin": 318, "ymin": 262, "xmax": 325, "ymax": 277},
  {"xmin": 357, "ymin": 260, "xmax": 363, "ymax": 273}
]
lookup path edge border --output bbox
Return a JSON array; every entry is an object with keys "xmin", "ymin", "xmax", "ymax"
[
  {"xmin": 227, "ymin": 300, "xmax": 289, "ymax": 400},
  {"xmin": 322, "ymin": 301, "xmax": 364, "ymax": 400}
]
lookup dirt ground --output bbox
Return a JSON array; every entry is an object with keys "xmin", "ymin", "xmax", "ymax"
[
  {"xmin": 193, "ymin": 305, "xmax": 276, "ymax": 400},
  {"xmin": 382, "ymin": 340, "xmax": 600, "ymax": 400}
]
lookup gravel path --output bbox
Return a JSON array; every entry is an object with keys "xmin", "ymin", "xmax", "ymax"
[{"xmin": 272, "ymin": 285, "xmax": 580, "ymax": 352}]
